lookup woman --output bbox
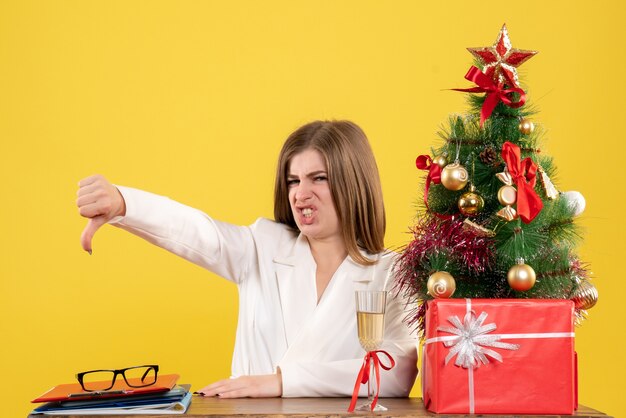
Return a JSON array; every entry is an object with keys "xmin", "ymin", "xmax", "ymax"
[{"xmin": 77, "ymin": 120, "xmax": 418, "ymax": 398}]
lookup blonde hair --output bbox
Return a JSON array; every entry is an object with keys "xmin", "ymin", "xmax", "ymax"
[{"xmin": 274, "ymin": 120, "xmax": 385, "ymax": 265}]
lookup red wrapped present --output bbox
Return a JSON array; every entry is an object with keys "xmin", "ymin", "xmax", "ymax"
[{"xmin": 422, "ymin": 299, "xmax": 577, "ymax": 414}]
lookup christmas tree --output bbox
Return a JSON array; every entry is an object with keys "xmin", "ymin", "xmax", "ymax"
[{"xmin": 394, "ymin": 25, "xmax": 598, "ymax": 336}]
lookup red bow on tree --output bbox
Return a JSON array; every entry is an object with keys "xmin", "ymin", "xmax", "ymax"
[
  {"xmin": 501, "ymin": 141, "xmax": 543, "ymax": 223},
  {"xmin": 416, "ymin": 155, "xmax": 441, "ymax": 212},
  {"xmin": 453, "ymin": 66, "xmax": 526, "ymax": 127}
]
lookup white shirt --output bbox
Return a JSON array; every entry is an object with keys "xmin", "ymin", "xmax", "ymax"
[{"xmin": 112, "ymin": 186, "xmax": 418, "ymax": 397}]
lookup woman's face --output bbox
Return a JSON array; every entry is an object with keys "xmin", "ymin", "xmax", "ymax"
[{"xmin": 287, "ymin": 148, "xmax": 342, "ymax": 243}]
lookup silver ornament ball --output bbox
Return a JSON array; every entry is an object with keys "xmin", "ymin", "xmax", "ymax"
[{"xmin": 561, "ymin": 191, "xmax": 586, "ymax": 217}]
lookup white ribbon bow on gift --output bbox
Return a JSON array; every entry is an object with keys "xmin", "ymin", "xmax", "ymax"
[{"xmin": 437, "ymin": 310, "xmax": 520, "ymax": 368}]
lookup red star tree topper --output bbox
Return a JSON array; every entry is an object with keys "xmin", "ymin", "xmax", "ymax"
[{"xmin": 468, "ymin": 24, "xmax": 537, "ymax": 88}]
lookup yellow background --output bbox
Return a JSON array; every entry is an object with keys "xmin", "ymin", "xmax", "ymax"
[{"xmin": 1, "ymin": 1, "xmax": 624, "ymax": 416}]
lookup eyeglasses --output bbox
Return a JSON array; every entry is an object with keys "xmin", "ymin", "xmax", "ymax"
[{"xmin": 76, "ymin": 365, "xmax": 159, "ymax": 392}]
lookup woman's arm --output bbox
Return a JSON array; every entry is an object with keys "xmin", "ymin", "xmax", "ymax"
[
  {"xmin": 76, "ymin": 175, "xmax": 256, "ymax": 284},
  {"xmin": 278, "ymin": 286, "xmax": 418, "ymax": 398},
  {"xmin": 278, "ymin": 320, "xmax": 417, "ymax": 397}
]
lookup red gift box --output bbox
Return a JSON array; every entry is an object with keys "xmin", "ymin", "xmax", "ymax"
[{"xmin": 422, "ymin": 299, "xmax": 577, "ymax": 415}]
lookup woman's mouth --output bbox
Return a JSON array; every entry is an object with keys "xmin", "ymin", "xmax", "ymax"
[{"xmin": 296, "ymin": 206, "xmax": 316, "ymax": 225}]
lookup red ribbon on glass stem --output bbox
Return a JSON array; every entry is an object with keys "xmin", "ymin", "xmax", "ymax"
[
  {"xmin": 347, "ymin": 350, "xmax": 395, "ymax": 412},
  {"xmin": 453, "ymin": 66, "xmax": 527, "ymax": 127},
  {"xmin": 501, "ymin": 141, "xmax": 543, "ymax": 223}
]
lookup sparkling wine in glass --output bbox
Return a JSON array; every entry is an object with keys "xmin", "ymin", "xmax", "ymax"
[{"xmin": 355, "ymin": 290, "xmax": 387, "ymax": 411}]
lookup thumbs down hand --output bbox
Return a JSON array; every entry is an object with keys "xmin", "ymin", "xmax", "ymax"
[{"xmin": 76, "ymin": 175, "xmax": 126, "ymax": 254}]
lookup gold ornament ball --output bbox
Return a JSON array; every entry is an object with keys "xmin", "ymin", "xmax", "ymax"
[
  {"xmin": 518, "ymin": 119, "xmax": 535, "ymax": 135},
  {"xmin": 427, "ymin": 271, "xmax": 456, "ymax": 298},
  {"xmin": 571, "ymin": 281, "xmax": 599, "ymax": 310},
  {"xmin": 458, "ymin": 191, "xmax": 484, "ymax": 216},
  {"xmin": 432, "ymin": 155, "xmax": 448, "ymax": 169},
  {"xmin": 507, "ymin": 263, "xmax": 536, "ymax": 291},
  {"xmin": 440, "ymin": 163, "xmax": 469, "ymax": 191},
  {"xmin": 497, "ymin": 185, "xmax": 517, "ymax": 206}
]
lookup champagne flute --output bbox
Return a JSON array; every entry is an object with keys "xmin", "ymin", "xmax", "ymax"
[{"xmin": 355, "ymin": 290, "xmax": 387, "ymax": 411}]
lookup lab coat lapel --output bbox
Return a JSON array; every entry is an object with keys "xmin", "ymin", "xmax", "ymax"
[
  {"xmin": 273, "ymin": 234, "xmax": 318, "ymax": 347},
  {"xmin": 278, "ymin": 252, "xmax": 378, "ymax": 363}
]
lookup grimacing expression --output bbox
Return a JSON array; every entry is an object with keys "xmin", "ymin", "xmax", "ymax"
[{"xmin": 287, "ymin": 148, "xmax": 341, "ymax": 243}]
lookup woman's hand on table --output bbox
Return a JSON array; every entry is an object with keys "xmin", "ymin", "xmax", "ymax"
[{"xmin": 196, "ymin": 373, "xmax": 282, "ymax": 398}]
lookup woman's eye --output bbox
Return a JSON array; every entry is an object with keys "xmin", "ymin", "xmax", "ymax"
[
  {"xmin": 287, "ymin": 179, "xmax": 299, "ymax": 187},
  {"xmin": 314, "ymin": 176, "xmax": 328, "ymax": 182}
]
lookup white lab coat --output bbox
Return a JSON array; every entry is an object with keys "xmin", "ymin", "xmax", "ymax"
[{"xmin": 112, "ymin": 186, "xmax": 418, "ymax": 397}]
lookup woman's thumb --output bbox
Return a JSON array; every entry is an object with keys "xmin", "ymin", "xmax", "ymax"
[{"xmin": 81, "ymin": 216, "xmax": 108, "ymax": 254}]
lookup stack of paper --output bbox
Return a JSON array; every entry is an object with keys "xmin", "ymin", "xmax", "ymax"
[{"xmin": 30, "ymin": 374, "xmax": 192, "ymax": 415}]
